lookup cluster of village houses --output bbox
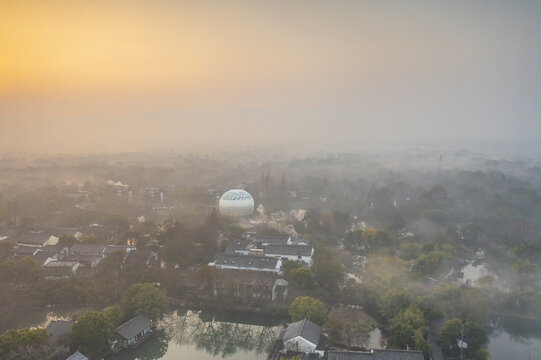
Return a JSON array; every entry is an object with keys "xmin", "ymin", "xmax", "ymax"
[
  {"xmin": 2, "ymin": 226, "xmax": 156, "ymax": 280},
  {"xmin": 2, "ymin": 226, "xmax": 427, "ymax": 359},
  {"xmin": 0, "ymin": 226, "xmax": 159, "ymax": 359},
  {"xmin": 177, "ymin": 233, "xmax": 313, "ymax": 303},
  {"xmin": 183, "ymin": 234, "xmax": 425, "ymax": 360}
]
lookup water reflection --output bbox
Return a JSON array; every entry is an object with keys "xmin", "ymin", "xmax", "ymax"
[
  {"xmin": 161, "ymin": 309, "xmax": 278, "ymax": 358},
  {"xmin": 488, "ymin": 317, "xmax": 541, "ymax": 360},
  {"xmin": 499, "ymin": 317, "xmax": 541, "ymax": 341},
  {"xmin": 108, "ymin": 308, "xmax": 281, "ymax": 360}
]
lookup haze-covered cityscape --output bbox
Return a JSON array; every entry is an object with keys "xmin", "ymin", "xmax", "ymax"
[{"xmin": 1, "ymin": 1, "xmax": 541, "ymax": 360}]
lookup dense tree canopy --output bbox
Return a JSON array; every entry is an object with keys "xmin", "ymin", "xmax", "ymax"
[
  {"xmin": 412, "ymin": 251, "xmax": 451, "ymax": 277},
  {"xmin": 0, "ymin": 328, "xmax": 50, "ymax": 359},
  {"xmin": 71, "ymin": 311, "xmax": 113, "ymax": 360},
  {"xmin": 387, "ymin": 304, "xmax": 427, "ymax": 351},
  {"xmin": 121, "ymin": 283, "xmax": 168, "ymax": 321},
  {"xmin": 289, "ymin": 296, "xmax": 328, "ymax": 325},
  {"xmin": 0, "ymin": 257, "xmax": 41, "ymax": 283},
  {"xmin": 288, "ymin": 268, "xmax": 319, "ymax": 292},
  {"xmin": 378, "ymin": 290, "xmax": 413, "ymax": 320},
  {"xmin": 439, "ymin": 318, "xmax": 489, "ymax": 360},
  {"xmin": 325, "ymin": 307, "xmax": 374, "ymax": 349},
  {"xmin": 104, "ymin": 305, "xmax": 125, "ymax": 328}
]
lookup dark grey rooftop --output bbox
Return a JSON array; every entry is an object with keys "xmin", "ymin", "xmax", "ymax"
[
  {"xmin": 0, "ymin": 228, "xmax": 17, "ymax": 239},
  {"xmin": 282, "ymin": 319, "xmax": 321, "ymax": 346},
  {"xmin": 115, "ymin": 314, "xmax": 153, "ymax": 340},
  {"xmin": 70, "ymin": 243, "xmax": 106, "ymax": 254},
  {"xmin": 105, "ymin": 245, "xmax": 134, "ymax": 254},
  {"xmin": 64, "ymin": 253, "xmax": 103, "ymax": 263},
  {"xmin": 124, "ymin": 249, "xmax": 157, "ymax": 267},
  {"xmin": 44, "ymin": 261, "xmax": 78, "ymax": 267},
  {"xmin": 16, "ymin": 233, "xmax": 51, "ymax": 245},
  {"xmin": 15, "ymin": 245, "xmax": 40, "ymax": 255},
  {"xmin": 327, "ymin": 349, "xmax": 424, "ymax": 360},
  {"xmin": 45, "ymin": 320, "xmax": 73, "ymax": 338},
  {"xmin": 225, "ymin": 238, "xmax": 252, "ymax": 253},
  {"xmin": 265, "ymin": 244, "xmax": 313, "ymax": 257},
  {"xmin": 212, "ymin": 254, "xmax": 279, "ymax": 270},
  {"xmin": 254, "ymin": 234, "xmax": 291, "ymax": 245},
  {"xmin": 66, "ymin": 351, "xmax": 89, "ymax": 360},
  {"xmin": 300, "ymin": 354, "xmax": 321, "ymax": 360},
  {"xmin": 32, "ymin": 250, "xmax": 52, "ymax": 265},
  {"xmin": 42, "ymin": 244, "xmax": 67, "ymax": 255},
  {"xmin": 48, "ymin": 227, "xmax": 80, "ymax": 237}
]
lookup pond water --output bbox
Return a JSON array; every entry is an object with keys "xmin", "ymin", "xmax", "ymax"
[
  {"xmin": 107, "ymin": 308, "xmax": 284, "ymax": 360},
  {"xmin": 488, "ymin": 317, "xmax": 541, "ymax": 360},
  {"xmin": 1, "ymin": 306, "xmax": 89, "ymax": 333},
  {"xmin": 107, "ymin": 308, "xmax": 386, "ymax": 360}
]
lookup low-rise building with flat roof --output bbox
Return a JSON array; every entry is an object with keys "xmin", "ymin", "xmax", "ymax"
[
  {"xmin": 264, "ymin": 244, "xmax": 314, "ymax": 265},
  {"xmin": 327, "ymin": 349, "xmax": 424, "ymax": 360},
  {"xmin": 209, "ymin": 254, "xmax": 282, "ymax": 273}
]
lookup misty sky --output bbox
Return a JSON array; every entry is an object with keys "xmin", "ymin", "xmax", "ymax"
[{"xmin": 0, "ymin": 0, "xmax": 540, "ymax": 153}]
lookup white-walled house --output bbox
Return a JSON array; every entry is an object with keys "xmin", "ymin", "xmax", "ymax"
[
  {"xmin": 280, "ymin": 319, "xmax": 325, "ymax": 357},
  {"xmin": 264, "ymin": 244, "xmax": 314, "ymax": 265},
  {"xmin": 209, "ymin": 254, "xmax": 282, "ymax": 273}
]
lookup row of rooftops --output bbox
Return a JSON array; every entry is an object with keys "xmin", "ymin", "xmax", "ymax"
[
  {"xmin": 8, "ymin": 242, "xmax": 141, "ymax": 279},
  {"xmin": 211, "ymin": 253, "xmax": 281, "ymax": 272},
  {"xmin": 225, "ymin": 234, "xmax": 313, "ymax": 256},
  {"xmin": 213, "ymin": 233, "xmax": 314, "ymax": 274},
  {"xmin": 5, "ymin": 228, "xmax": 84, "ymax": 246},
  {"xmin": 0, "ymin": 221, "xmax": 129, "ymax": 246}
]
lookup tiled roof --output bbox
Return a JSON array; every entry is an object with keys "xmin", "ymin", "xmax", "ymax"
[
  {"xmin": 212, "ymin": 254, "xmax": 279, "ymax": 271},
  {"xmin": 282, "ymin": 319, "xmax": 321, "ymax": 346},
  {"xmin": 42, "ymin": 244, "xmax": 68, "ymax": 254},
  {"xmin": 16, "ymin": 233, "xmax": 50, "ymax": 245},
  {"xmin": 70, "ymin": 243, "xmax": 106, "ymax": 254},
  {"xmin": 265, "ymin": 244, "xmax": 313, "ymax": 257},
  {"xmin": 254, "ymin": 234, "xmax": 291, "ymax": 245},
  {"xmin": 64, "ymin": 254, "xmax": 102, "ymax": 263},
  {"xmin": 225, "ymin": 238, "xmax": 252, "ymax": 253},
  {"xmin": 45, "ymin": 320, "xmax": 73, "ymax": 338},
  {"xmin": 327, "ymin": 349, "xmax": 424, "ymax": 360},
  {"xmin": 66, "ymin": 351, "xmax": 88, "ymax": 360},
  {"xmin": 15, "ymin": 245, "xmax": 39, "ymax": 255},
  {"xmin": 44, "ymin": 261, "xmax": 78, "ymax": 267},
  {"xmin": 115, "ymin": 314, "xmax": 153, "ymax": 340},
  {"xmin": 32, "ymin": 251, "xmax": 52, "ymax": 265}
]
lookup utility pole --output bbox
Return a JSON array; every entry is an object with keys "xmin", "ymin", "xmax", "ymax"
[{"xmin": 460, "ymin": 320, "xmax": 465, "ymax": 360}]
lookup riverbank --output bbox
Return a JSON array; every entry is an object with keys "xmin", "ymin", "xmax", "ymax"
[{"xmin": 167, "ymin": 296, "xmax": 290, "ymax": 320}]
